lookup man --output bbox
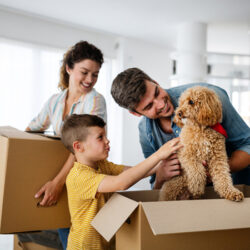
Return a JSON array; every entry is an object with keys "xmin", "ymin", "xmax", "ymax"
[{"xmin": 111, "ymin": 67, "xmax": 250, "ymax": 189}]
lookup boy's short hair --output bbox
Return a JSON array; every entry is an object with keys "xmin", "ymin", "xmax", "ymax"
[
  {"xmin": 111, "ymin": 67, "xmax": 155, "ymax": 112},
  {"xmin": 61, "ymin": 114, "xmax": 106, "ymax": 154}
]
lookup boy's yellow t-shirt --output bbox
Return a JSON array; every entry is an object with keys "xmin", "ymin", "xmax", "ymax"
[{"xmin": 66, "ymin": 160, "xmax": 124, "ymax": 250}]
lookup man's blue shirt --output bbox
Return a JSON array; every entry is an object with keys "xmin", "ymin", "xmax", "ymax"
[{"xmin": 138, "ymin": 83, "xmax": 250, "ymax": 186}]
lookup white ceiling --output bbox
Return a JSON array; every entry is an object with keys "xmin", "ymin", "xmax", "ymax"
[{"xmin": 0, "ymin": 0, "xmax": 250, "ymax": 48}]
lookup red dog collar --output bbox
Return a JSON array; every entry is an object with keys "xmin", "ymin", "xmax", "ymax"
[{"xmin": 210, "ymin": 123, "xmax": 228, "ymax": 138}]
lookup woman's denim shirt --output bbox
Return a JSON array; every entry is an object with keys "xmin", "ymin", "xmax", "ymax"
[{"xmin": 138, "ymin": 83, "xmax": 250, "ymax": 186}]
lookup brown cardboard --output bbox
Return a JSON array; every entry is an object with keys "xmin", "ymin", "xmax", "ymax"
[
  {"xmin": 91, "ymin": 193, "xmax": 138, "ymax": 241},
  {"xmin": 92, "ymin": 186, "xmax": 250, "ymax": 250},
  {"xmin": 0, "ymin": 126, "xmax": 71, "ymax": 233}
]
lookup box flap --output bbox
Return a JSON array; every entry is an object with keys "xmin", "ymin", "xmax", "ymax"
[
  {"xmin": 142, "ymin": 198, "xmax": 250, "ymax": 235},
  {"xmin": 0, "ymin": 126, "xmax": 50, "ymax": 140},
  {"xmin": 119, "ymin": 189, "xmax": 159, "ymax": 202},
  {"xmin": 91, "ymin": 193, "xmax": 138, "ymax": 242}
]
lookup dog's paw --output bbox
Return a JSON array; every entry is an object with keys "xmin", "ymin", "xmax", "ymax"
[{"xmin": 225, "ymin": 190, "xmax": 244, "ymax": 202}]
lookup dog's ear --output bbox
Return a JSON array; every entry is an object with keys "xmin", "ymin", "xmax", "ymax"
[{"xmin": 197, "ymin": 89, "xmax": 222, "ymax": 126}]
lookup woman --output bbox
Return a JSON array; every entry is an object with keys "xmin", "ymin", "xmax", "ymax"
[{"xmin": 19, "ymin": 41, "xmax": 107, "ymax": 250}]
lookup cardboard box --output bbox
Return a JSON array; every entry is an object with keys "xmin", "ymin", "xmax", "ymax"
[
  {"xmin": 0, "ymin": 126, "xmax": 71, "ymax": 233},
  {"xmin": 92, "ymin": 186, "xmax": 250, "ymax": 250}
]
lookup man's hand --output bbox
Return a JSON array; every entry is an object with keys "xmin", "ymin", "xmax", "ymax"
[
  {"xmin": 229, "ymin": 150, "xmax": 250, "ymax": 172},
  {"xmin": 35, "ymin": 180, "xmax": 64, "ymax": 206},
  {"xmin": 154, "ymin": 153, "xmax": 181, "ymax": 189}
]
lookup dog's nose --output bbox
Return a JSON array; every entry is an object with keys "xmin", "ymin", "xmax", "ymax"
[{"xmin": 178, "ymin": 111, "xmax": 183, "ymax": 117}]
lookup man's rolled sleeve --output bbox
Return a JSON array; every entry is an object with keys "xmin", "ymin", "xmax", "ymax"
[{"xmin": 216, "ymin": 86, "xmax": 250, "ymax": 155}]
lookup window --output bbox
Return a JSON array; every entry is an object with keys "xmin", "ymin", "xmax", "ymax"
[
  {"xmin": 207, "ymin": 53, "xmax": 250, "ymax": 126},
  {"xmin": 0, "ymin": 38, "xmax": 63, "ymax": 130},
  {"xmin": 170, "ymin": 52, "xmax": 250, "ymax": 126},
  {"xmin": 0, "ymin": 38, "xmax": 121, "ymax": 163}
]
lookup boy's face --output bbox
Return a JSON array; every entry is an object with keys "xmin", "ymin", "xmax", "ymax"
[
  {"xmin": 81, "ymin": 126, "xmax": 110, "ymax": 161},
  {"xmin": 132, "ymin": 80, "xmax": 174, "ymax": 119}
]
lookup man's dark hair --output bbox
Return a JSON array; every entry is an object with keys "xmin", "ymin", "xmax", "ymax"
[
  {"xmin": 111, "ymin": 68, "xmax": 155, "ymax": 112},
  {"xmin": 61, "ymin": 114, "xmax": 106, "ymax": 154}
]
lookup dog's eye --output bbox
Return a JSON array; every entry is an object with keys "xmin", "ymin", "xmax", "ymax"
[{"xmin": 188, "ymin": 100, "xmax": 194, "ymax": 105}]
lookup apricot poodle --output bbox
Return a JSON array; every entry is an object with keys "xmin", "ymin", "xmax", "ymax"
[{"xmin": 159, "ymin": 86, "xmax": 244, "ymax": 202}]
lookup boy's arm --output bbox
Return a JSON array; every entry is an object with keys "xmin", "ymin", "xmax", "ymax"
[
  {"xmin": 97, "ymin": 138, "xmax": 182, "ymax": 193},
  {"xmin": 143, "ymin": 161, "xmax": 163, "ymax": 177},
  {"xmin": 121, "ymin": 161, "xmax": 162, "ymax": 179},
  {"xmin": 122, "ymin": 166, "xmax": 131, "ymax": 171}
]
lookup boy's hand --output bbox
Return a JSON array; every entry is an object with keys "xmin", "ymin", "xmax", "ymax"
[
  {"xmin": 157, "ymin": 137, "xmax": 183, "ymax": 160},
  {"xmin": 35, "ymin": 180, "xmax": 63, "ymax": 206}
]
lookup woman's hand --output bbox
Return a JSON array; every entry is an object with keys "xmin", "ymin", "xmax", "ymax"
[
  {"xmin": 35, "ymin": 153, "xmax": 74, "ymax": 206},
  {"xmin": 35, "ymin": 180, "xmax": 64, "ymax": 206}
]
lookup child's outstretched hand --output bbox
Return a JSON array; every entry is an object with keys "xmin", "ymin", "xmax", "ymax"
[{"xmin": 157, "ymin": 137, "xmax": 183, "ymax": 160}]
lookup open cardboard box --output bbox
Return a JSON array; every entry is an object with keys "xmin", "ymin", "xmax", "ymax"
[
  {"xmin": 0, "ymin": 126, "xmax": 71, "ymax": 233},
  {"xmin": 92, "ymin": 185, "xmax": 250, "ymax": 250}
]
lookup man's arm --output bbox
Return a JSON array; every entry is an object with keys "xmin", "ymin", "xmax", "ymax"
[
  {"xmin": 229, "ymin": 150, "xmax": 250, "ymax": 172},
  {"xmin": 215, "ymin": 86, "xmax": 250, "ymax": 171}
]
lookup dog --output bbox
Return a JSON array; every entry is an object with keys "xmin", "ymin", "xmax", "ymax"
[{"xmin": 159, "ymin": 86, "xmax": 244, "ymax": 202}]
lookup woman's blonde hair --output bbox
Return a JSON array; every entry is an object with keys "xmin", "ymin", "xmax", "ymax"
[{"xmin": 58, "ymin": 41, "xmax": 104, "ymax": 90}]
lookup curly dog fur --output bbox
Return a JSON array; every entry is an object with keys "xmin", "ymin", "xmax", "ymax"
[{"xmin": 159, "ymin": 86, "xmax": 244, "ymax": 202}]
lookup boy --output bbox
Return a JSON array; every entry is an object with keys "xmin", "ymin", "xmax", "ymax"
[{"xmin": 61, "ymin": 114, "xmax": 182, "ymax": 250}]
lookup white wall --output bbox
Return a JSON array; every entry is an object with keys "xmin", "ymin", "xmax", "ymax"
[
  {"xmin": 207, "ymin": 22, "xmax": 250, "ymax": 54},
  {"xmin": 0, "ymin": 7, "xmax": 117, "ymax": 58}
]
